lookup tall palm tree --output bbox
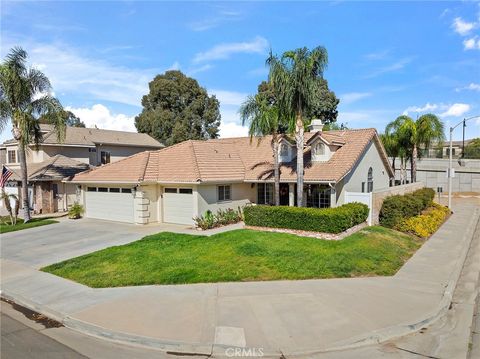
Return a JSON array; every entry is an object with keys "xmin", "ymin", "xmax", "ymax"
[
  {"xmin": 386, "ymin": 114, "xmax": 444, "ymax": 183},
  {"xmin": 267, "ymin": 47, "xmax": 328, "ymax": 207},
  {"xmin": 0, "ymin": 47, "xmax": 65, "ymax": 222},
  {"xmin": 239, "ymin": 92, "xmax": 282, "ymax": 205}
]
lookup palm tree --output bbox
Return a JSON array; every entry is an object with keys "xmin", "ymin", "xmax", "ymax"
[
  {"xmin": 0, "ymin": 47, "xmax": 65, "ymax": 222},
  {"xmin": 267, "ymin": 47, "xmax": 328, "ymax": 207},
  {"xmin": 239, "ymin": 91, "xmax": 282, "ymax": 205},
  {"xmin": 386, "ymin": 114, "xmax": 444, "ymax": 183}
]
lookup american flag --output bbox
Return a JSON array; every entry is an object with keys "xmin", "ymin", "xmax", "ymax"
[{"xmin": 1, "ymin": 165, "xmax": 13, "ymax": 188}]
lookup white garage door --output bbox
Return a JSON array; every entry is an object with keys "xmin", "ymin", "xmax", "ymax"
[
  {"xmin": 163, "ymin": 188, "xmax": 194, "ymax": 225},
  {"xmin": 85, "ymin": 187, "xmax": 134, "ymax": 223}
]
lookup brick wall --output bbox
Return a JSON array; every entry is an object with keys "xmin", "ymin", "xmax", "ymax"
[{"xmin": 371, "ymin": 182, "xmax": 424, "ymax": 224}]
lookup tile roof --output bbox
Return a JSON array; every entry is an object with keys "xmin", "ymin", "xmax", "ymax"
[
  {"xmin": 9, "ymin": 155, "xmax": 90, "ymax": 181},
  {"xmin": 70, "ymin": 128, "xmax": 394, "ymax": 184},
  {"xmin": 2, "ymin": 125, "xmax": 164, "ymax": 148}
]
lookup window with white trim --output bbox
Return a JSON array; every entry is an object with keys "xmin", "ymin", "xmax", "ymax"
[
  {"xmin": 7, "ymin": 150, "xmax": 16, "ymax": 163},
  {"xmin": 367, "ymin": 167, "xmax": 373, "ymax": 193},
  {"xmin": 218, "ymin": 185, "xmax": 231, "ymax": 201},
  {"xmin": 101, "ymin": 151, "xmax": 111, "ymax": 165},
  {"xmin": 257, "ymin": 183, "xmax": 274, "ymax": 205}
]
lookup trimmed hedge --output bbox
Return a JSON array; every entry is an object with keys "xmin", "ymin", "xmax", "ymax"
[
  {"xmin": 243, "ymin": 202, "xmax": 369, "ymax": 234},
  {"xmin": 379, "ymin": 188, "xmax": 435, "ymax": 228}
]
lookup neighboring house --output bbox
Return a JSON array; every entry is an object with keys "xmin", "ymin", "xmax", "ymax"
[
  {"xmin": 423, "ymin": 139, "xmax": 473, "ymax": 159},
  {"xmin": 69, "ymin": 122, "xmax": 394, "ymax": 225},
  {"xmin": 0, "ymin": 124, "xmax": 164, "ymax": 214}
]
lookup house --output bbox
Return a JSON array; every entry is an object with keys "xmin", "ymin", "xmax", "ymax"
[
  {"xmin": 68, "ymin": 121, "xmax": 394, "ymax": 225},
  {"xmin": 0, "ymin": 124, "xmax": 164, "ymax": 214},
  {"xmin": 423, "ymin": 139, "xmax": 473, "ymax": 159}
]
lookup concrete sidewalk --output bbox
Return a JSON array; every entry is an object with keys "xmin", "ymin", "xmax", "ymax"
[{"xmin": 1, "ymin": 199, "xmax": 479, "ymax": 357}]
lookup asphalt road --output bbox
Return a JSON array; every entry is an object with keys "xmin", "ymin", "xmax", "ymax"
[{"xmin": 1, "ymin": 312, "xmax": 86, "ymax": 359}]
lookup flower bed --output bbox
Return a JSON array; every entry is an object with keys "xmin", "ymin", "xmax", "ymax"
[
  {"xmin": 395, "ymin": 203, "xmax": 450, "ymax": 238},
  {"xmin": 194, "ymin": 207, "xmax": 243, "ymax": 230}
]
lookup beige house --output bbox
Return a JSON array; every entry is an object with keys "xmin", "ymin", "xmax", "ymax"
[
  {"xmin": 69, "ymin": 123, "xmax": 394, "ymax": 225},
  {"xmin": 0, "ymin": 124, "xmax": 164, "ymax": 214}
]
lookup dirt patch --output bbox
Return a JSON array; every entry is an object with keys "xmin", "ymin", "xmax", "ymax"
[{"xmin": 1, "ymin": 298, "xmax": 63, "ymax": 328}]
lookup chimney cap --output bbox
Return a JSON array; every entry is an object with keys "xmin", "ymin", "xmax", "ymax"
[{"xmin": 308, "ymin": 119, "xmax": 324, "ymax": 132}]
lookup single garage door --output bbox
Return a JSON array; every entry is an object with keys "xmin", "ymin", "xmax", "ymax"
[
  {"xmin": 85, "ymin": 187, "xmax": 134, "ymax": 223},
  {"xmin": 163, "ymin": 187, "xmax": 194, "ymax": 225}
]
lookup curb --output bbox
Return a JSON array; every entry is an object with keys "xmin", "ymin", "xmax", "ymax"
[{"xmin": 2, "ymin": 207, "xmax": 479, "ymax": 357}]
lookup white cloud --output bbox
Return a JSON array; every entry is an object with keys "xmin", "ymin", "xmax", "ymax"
[
  {"xmin": 440, "ymin": 103, "xmax": 470, "ymax": 117},
  {"xmin": 186, "ymin": 64, "xmax": 213, "ymax": 76},
  {"xmin": 1, "ymin": 37, "xmax": 158, "ymax": 107},
  {"xmin": 209, "ymin": 89, "xmax": 248, "ymax": 106},
  {"xmin": 402, "ymin": 102, "xmax": 471, "ymax": 118},
  {"xmin": 219, "ymin": 121, "xmax": 249, "ymax": 138},
  {"xmin": 455, "ymin": 83, "xmax": 480, "ymax": 92},
  {"xmin": 402, "ymin": 103, "xmax": 439, "ymax": 115},
  {"xmin": 364, "ymin": 57, "xmax": 413, "ymax": 78},
  {"xmin": 340, "ymin": 92, "xmax": 372, "ymax": 105},
  {"xmin": 189, "ymin": 10, "xmax": 243, "ymax": 32},
  {"xmin": 66, "ymin": 104, "xmax": 136, "ymax": 132},
  {"xmin": 193, "ymin": 36, "xmax": 268, "ymax": 63},
  {"xmin": 463, "ymin": 37, "xmax": 480, "ymax": 50},
  {"xmin": 364, "ymin": 49, "xmax": 390, "ymax": 60},
  {"xmin": 452, "ymin": 17, "xmax": 476, "ymax": 36}
]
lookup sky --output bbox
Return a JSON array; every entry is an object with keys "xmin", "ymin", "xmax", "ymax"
[{"xmin": 1, "ymin": 0, "xmax": 480, "ymax": 143}]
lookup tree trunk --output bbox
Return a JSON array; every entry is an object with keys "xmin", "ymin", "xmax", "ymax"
[
  {"xmin": 17, "ymin": 144, "xmax": 31, "ymax": 222},
  {"xmin": 391, "ymin": 157, "xmax": 396, "ymax": 186},
  {"xmin": 272, "ymin": 134, "xmax": 280, "ymax": 206},
  {"xmin": 295, "ymin": 112, "xmax": 304, "ymax": 207},
  {"xmin": 400, "ymin": 158, "xmax": 405, "ymax": 185},
  {"xmin": 411, "ymin": 145, "xmax": 417, "ymax": 183}
]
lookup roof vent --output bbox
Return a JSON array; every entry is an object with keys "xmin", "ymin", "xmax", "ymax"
[{"xmin": 308, "ymin": 119, "xmax": 324, "ymax": 132}]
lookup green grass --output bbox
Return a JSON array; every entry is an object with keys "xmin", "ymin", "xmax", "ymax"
[
  {"xmin": 0, "ymin": 217, "xmax": 58, "ymax": 234},
  {"xmin": 41, "ymin": 227, "xmax": 422, "ymax": 288}
]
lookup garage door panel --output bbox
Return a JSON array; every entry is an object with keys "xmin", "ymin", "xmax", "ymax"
[
  {"xmin": 86, "ymin": 192, "xmax": 134, "ymax": 223},
  {"xmin": 163, "ymin": 192, "xmax": 194, "ymax": 225}
]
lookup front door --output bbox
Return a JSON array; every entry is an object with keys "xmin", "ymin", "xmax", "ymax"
[{"xmin": 279, "ymin": 183, "xmax": 289, "ymax": 206}]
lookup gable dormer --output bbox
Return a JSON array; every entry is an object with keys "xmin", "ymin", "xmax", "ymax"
[
  {"xmin": 278, "ymin": 137, "xmax": 294, "ymax": 163},
  {"xmin": 307, "ymin": 132, "xmax": 343, "ymax": 162}
]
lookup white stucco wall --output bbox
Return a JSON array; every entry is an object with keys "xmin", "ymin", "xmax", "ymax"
[
  {"xmin": 336, "ymin": 140, "xmax": 391, "ymax": 205},
  {"xmin": 197, "ymin": 183, "xmax": 256, "ymax": 216},
  {"xmin": 140, "ymin": 185, "xmax": 160, "ymax": 223}
]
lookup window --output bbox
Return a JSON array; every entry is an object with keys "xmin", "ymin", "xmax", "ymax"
[
  {"xmin": 121, "ymin": 188, "xmax": 132, "ymax": 193},
  {"xmin": 305, "ymin": 184, "xmax": 331, "ymax": 208},
  {"xmin": 87, "ymin": 187, "xmax": 97, "ymax": 192},
  {"xmin": 280, "ymin": 143, "xmax": 289, "ymax": 156},
  {"xmin": 109, "ymin": 188, "xmax": 120, "ymax": 193},
  {"xmin": 314, "ymin": 142, "xmax": 325, "ymax": 156},
  {"xmin": 218, "ymin": 185, "xmax": 231, "ymax": 201},
  {"xmin": 367, "ymin": 167, "xmax": 373, "ymax": 193},
  {"xmin": 257, "ymin": 183, "xmax": 274, "ymax": 205},
  {"xmin": 98, "ymin": 187, "xmax": 108, "ymax": 192},
  {"xmin": 7, "ymin": 150, "xmax": 16, "ymax": 163},
  {"xmin": 361, "ymin": 182, "xmax": 365, "ymax": 193},
  {"xmin": 52, "ymin": 184, "xmax": 58, "ymax": 198},
  {"xmin": 446, "ymin": 148, "xmax": 456, "ymax": 156},
  {"xmin": 88, "ymin": 148, "xmax": 96, "ymax": 153},
  {"xmin": 101, "ymin": 151, "xmax": 111, "ymax": 165},
  {"xmin": 179, "ymin": 188, "xmax": 193, "ymax": 194},
  {"xmin": 165, "ymin": 188, "xmax": 177, "ymax": 193}
]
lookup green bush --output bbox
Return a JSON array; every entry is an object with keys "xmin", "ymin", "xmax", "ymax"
[
  {"xmin": 194, "ymin": 207, "xmax": 243, "ymax": 230},
  {"xmin": 68, "ymin": 202, "xmax": 85, "ymax": 219},
  {"xmin": 243, "ymin": 202, "xmax": 369, "ymax": 234},
  {"xmin": 396, "ymin": 203, "xmax": 450, "ymax": 238},
  {"xmin": 379, "ymin": 188, "xmax": 434, "ymax": 228}
]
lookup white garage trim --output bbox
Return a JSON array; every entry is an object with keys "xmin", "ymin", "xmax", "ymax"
[
  {"xmin": 162, "ymin": 187, "xmax": 195, "ymax": 225},
  {"xmin": 85, "ymin": 186, "xmax": 135, "ymax": 223}
]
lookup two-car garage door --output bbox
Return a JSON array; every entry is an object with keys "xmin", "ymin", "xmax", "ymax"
[
  {"xmin": 85, "ymin": 187, "xmax": 134, "ymax": 223},
  {"xmin": 163, "ymin": 187, "xmax": 194, "ymax": 225}
]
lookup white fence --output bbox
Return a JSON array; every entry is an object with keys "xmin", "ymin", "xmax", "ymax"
[{"xmin": 344, "ymin": 191, "xmax": 372, "ymax": 226}]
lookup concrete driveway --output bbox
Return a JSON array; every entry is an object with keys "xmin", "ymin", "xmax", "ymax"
[{"xmin": 0, "ymin": 218, "xmax": 189, "ymax": 269}]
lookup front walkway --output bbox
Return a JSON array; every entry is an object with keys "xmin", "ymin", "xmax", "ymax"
[{"xmin": 1, "ymin": 199, "xmax": 479, "ymax": 357}]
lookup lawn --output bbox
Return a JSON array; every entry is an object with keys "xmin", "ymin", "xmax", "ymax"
[
  {"xmin": 42, "ymin": 227, "xmax": 422, "ymax": 288},
  {"xmin": 0, "ymin": 217, "xmax": 58, "ymax": 234}
]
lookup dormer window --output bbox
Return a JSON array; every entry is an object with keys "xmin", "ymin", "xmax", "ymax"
[
  {"xmin": 278, "ymin": 139, "xmax": 293, "ymax": 163},
  {"xmin": 314, "ymin": 143, "xmax": 325, "ymax": 156},
  {"xmin": 280, "ymin": 143, "xmax": 289, "ymax": 156}
]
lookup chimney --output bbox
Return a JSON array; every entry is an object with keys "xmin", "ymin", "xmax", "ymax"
[{"xmin": 308, "ymin": 119, "xmax": 324, "ymax": 132}]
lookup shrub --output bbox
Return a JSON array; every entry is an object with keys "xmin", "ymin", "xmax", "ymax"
[
  {"xmin": 379, "ymin": 188, "xmax": 435, "ymax": 228},
  {"xmin": 194, "ymin": 207, "xmax": 243, "ymax": 230},
  {"xmin": 396, "ymin": 203, "xmax": 450, "ymax": 238},
  {"xmin": 243, "ymin": 202, "xmax": 369, "ymax": 234},
  {"xmin": 68, "ymin": 203, "xmax": 85, "ymax": 219}
]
